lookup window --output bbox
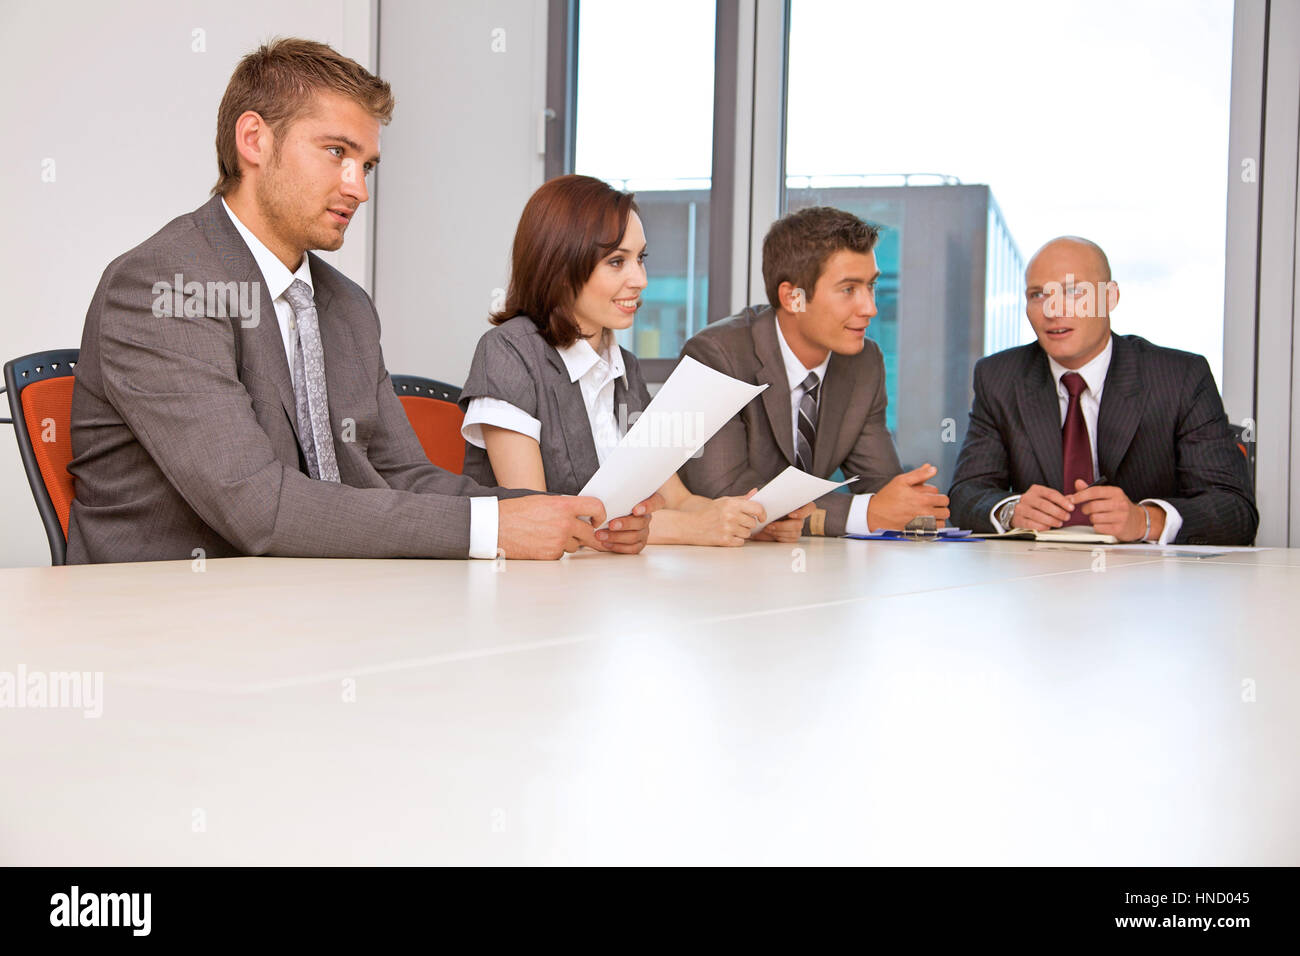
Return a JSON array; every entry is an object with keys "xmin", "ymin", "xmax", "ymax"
[
  {"xmin": 574, "ymin": 0, "xmax": 717, "ymax": 360},
  {"xmin": 785, "ymin": 0, "xmax": 1235, "ymax": 478}
]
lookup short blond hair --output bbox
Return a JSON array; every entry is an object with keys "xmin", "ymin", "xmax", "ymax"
[{"xmin": 212, "ymin": 37, "xmax": 394, "ymax": 197}]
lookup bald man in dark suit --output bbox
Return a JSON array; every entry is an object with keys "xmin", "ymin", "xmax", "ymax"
[{"xmin": 949, "ymin": 237, "xmax": 1256, "ymax": 545}]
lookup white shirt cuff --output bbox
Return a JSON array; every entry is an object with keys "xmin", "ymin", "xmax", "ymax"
[
  {"xmin": 844, "ymin": 493, "xmax": 875, "ymax": 535},
  {"xmin": 1139, "ymin": 498, "xmax": 1182, "ymax": 545},
  {"xmin": 990, "ymin": 494, "xmax": 1021, "ymax": 533},
  {"xmin": 461, "ymin": 396, "xmax": 542, "ymax": 449},
  {"xmin": 468, "ymin": 496, "xmax": 500, "ymax": 559}
]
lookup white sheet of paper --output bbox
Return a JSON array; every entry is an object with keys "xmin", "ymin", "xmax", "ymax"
[
  {"xmin": 1029, "ymin": 543, "xmax": 1270, "ymax": 557},
  {"xmin": 751, "ymin": 465, "xmax": 857, "ymax": 531},
  {"xmin": 1093, "ymin": 544, "xmax": 1271, "ymax": 555},
  {"xmin": 579, "ymin": 356, "xmax": 767, "ymax": 527}
]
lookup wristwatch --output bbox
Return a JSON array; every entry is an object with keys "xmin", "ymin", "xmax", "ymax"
[{"xmin": 996, "ymin": 498, "xmax": 1019, "ymax": 530}]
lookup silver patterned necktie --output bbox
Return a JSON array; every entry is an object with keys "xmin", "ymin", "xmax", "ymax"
[
  {"xmin": 283, "ymin": 279, "xmax": 340, "ymax": 482},
  {"xmin": 795, "ymin": 371, "xmax": 820, "ymax": 473}
]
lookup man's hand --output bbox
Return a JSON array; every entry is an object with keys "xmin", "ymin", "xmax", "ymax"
[
  {"xmin": 497, "ymin": 495, "xmax": 607, "ymax": 559},
  {"xmin": 1010, "ymin": 483, "xmax": 1075, "ymax": 531},
  {"xmin": 1069, "ymin": 479, "xmax": 1162, "ymax": 542},
  {"xmin": 751, "ymin": 501, "xmax": 816, "ymax": 543},
  {"xmin": 866, "ymin": 464, "xmax": 950, "ymax": 531},
  {"xmin": 594, "ymin": 492, "xmax": 665, "ymax": 554}
]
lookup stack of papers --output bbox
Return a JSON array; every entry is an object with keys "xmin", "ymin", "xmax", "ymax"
[{"xmin": 579, "ymin": 357, "xmax": 766, "ymax": 527}]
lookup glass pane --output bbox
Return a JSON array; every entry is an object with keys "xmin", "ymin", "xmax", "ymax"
[
  {"xmin": 786, "ymin": 0, "xmax": 1234, "ymax": 480},
  {"xmin": 574, "ymin": 0, "xmax": 716, "ymax": 360}
]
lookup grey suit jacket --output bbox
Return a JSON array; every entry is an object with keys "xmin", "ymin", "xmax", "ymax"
[
  {"xmin": 458, "ymin": 315, "xmax": 653, "ymax": 495},
  {"xmin": 678, "ymin": 305, "xmax": 903, "ymax": 536},
  {"xmin": 948, "ymin": 334, "xmax": 1258, "ymax": 545},
  {"xmin": 66, "ymin": 195, "xmax": 529, "ymax": 564}
]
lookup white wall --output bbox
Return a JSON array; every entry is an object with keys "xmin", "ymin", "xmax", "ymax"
[
  {"xmin": 0, "ymin": 0, "xmax": 384, "ymax": 567},
  {"xmin": 372, "ymin": 0, "xmax": 548, "ymax": 386}
]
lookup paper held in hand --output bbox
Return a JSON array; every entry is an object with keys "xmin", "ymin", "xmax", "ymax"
[
  {"xmin": 751, "ymin": 465, "xmax": 857, "ymax": 531},
  {"xmin": 579, "ymin": 356, "xmax": 768, "ymax": 528}
]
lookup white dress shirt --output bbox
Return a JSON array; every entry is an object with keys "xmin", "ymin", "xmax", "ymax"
[
  {"xmin": 462, "ymin": 331, "xmax": 629, "ymax": 465},
  {"xmin": 989, "ymin": 335, "xmax": 1182, "ymax": 543},
  {"xmin": 773, "ymin": 321, "xmax": 878, "ymax": 534},
  {"xmin": 221, "ymin": 200, "xmax": 497, "ymax": 558},
  {"xmin": 221, "ymin": 198, "xmax": 311, "ymax": 369}
]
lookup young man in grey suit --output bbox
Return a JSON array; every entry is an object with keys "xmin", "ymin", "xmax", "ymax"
[
  {"xmin": 948, "ymin": 236, "xmax": 1257, "ymax": 545},
  {"xmin": 66, "ymin": 38, "xmax": 658, "ymax": 564},
  {"xmin": 680, "ymin": 206, "xmax": 949, "ymax": 537}
]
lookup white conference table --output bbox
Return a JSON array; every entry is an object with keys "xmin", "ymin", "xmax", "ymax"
[{"xmin": 0, "ymin": 538, "xmax": 1296, "ymax": 866}]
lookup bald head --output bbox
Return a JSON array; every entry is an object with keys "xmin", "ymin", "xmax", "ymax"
[
  {"xmin": 1023, "ymin": 235, "xmax": 1118, "ymax": 369},
  {"xmin": 1026, "ymin": 236, "xmax": 1111, "ymax": 283}
]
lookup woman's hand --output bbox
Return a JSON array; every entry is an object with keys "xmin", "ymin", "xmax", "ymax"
[{"xmin": 689, "ymin": 491, "xmax": 766, "ymax": 547}]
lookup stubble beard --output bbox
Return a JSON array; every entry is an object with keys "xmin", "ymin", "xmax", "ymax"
[{"xmin": 255, "ymin": 159, "xmax": 343, "ymax": 255}]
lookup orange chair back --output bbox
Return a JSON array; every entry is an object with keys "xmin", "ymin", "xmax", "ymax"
[
  {"xmin": 398, "ymin": 395, "xmax": 467, "ymax": 473},
  {"xmin": 20, "ymin": 376, "xmax": 76, "ymax": 535}
]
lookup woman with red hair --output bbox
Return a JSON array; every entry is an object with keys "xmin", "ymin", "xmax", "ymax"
[{"xmin": 459, "ymin": 175, "xmax": 807, "ymax": 546}]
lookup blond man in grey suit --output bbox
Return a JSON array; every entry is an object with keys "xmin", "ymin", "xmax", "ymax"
[
  {"xmin": 66, "ymin": 38, "xmax": 658, "ymax": 564},
  {"xmin": 681, "ymin": 207, "xmax": 948, "ymax": 537}
]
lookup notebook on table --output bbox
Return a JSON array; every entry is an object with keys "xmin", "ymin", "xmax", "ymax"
[{"xmin": 973, "ymin": 526, "xmax": 1120, "ymax": 544}]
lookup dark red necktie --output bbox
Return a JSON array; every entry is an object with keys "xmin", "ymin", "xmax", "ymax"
[{"xmin": 1061, "ymin": 371, "xmax": 1092, "ymax": 526}]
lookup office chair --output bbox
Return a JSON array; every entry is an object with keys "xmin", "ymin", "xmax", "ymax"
[
  {"xmin": 391, "ymin": 374, "xmax": 466, "ymax": 473},
  {"xmin": 2, "ymin": 350, "xmax": 79, "ymax": 565},
  {"xmin": 1229, "ymin": 421, "xmax": 1255, "ymax": 484}
]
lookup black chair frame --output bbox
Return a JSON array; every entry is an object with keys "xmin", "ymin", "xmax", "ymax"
[
  {"xmin": 2, "ymin": 349, "xmax": 80, "ymax": 565},
  {"xmin": 391, "ymin": 375, "xmax": 461, "ymax": 403}
]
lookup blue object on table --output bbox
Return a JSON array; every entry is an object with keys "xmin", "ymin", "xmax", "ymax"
[{"xmin": 844, "ymin": 528, "xmax": 980, "ymax": 542}]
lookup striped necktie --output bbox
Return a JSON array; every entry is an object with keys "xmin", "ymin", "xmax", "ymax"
[
  {"xmin": 795, "ymin": 371, "xmax": 820, "ymax": 473},
  {"xmin": 284, "ymin": 279, "xmax": 340, "ymax": 482}
]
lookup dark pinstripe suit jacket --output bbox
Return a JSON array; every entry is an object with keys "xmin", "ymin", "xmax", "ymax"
[
  {"xmin": 948, "ymin": 334, "xmax": 1257, "ymax": 545},
  {"xmin": 66, "ymin": 195, "xmax": 528, "ymax": 564}
]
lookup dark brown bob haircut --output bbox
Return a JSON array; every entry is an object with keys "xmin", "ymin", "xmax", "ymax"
[
  {"xmin": 212, "ymin": 37, "xmax": 395, "ymax": 197},
  {"xmin": 762, "ymin": 206, "xmax": 880, "ymax": 310},
  {"xmin": 491, "ymin": 174, "xmax": 639, "ymax": 348}
]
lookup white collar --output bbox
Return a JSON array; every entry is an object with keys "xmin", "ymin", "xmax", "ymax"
[
  {"xmin": 221, "ymin": 198, "xmax": 313, "ymax": 300},
  {"xmin": 556, "ymin": 331, "xmax": 626, "ymax": 384},
  {"xmin": 1048, "ymin": 334, "xmax": 1113, "ymax": 398},
  {"xmin": 774, "ymin": 314, "xmax": 832, "ymax": 392}
]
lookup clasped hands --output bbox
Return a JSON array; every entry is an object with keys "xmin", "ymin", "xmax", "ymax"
[
  {"xmin": 1011, "ymin": 481, "xmax": 1164, "ymax": 542},
  {"xmin": 866, "ymin": 464, "xmax": 950, "ymax": 530}
]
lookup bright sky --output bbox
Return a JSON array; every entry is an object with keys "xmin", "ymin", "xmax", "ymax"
[
  {"xmin": 577, "ymin": 0, "xmax": 1236, "ymax": 383},
  {"xmin": 575, "ymin": 0, "xmax": 716, "ymax": 185}
]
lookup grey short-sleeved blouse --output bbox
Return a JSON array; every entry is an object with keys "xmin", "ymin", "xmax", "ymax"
[{"xmin": 458, "ymin": 315, "xmax": 654, "ymax": 496}]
